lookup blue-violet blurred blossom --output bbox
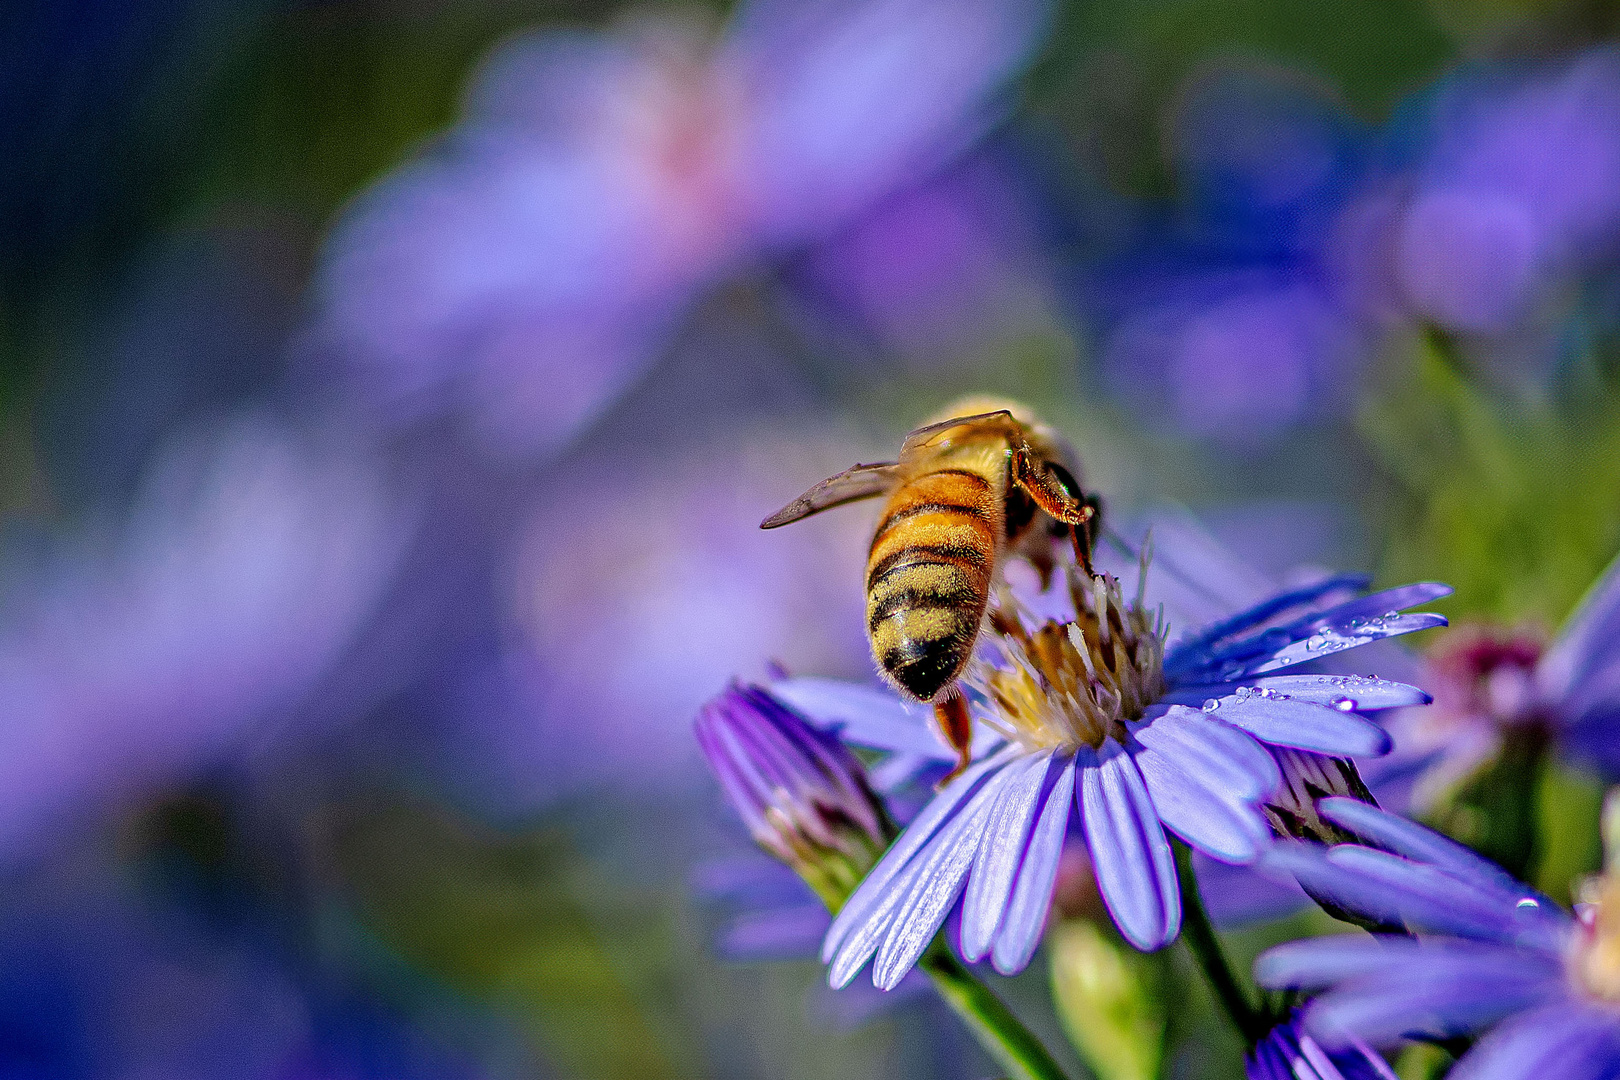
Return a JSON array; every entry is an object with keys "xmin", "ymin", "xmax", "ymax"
[
  {"xmin": 314, "ymin": 0, "xmax": 1048, "ymax": 457},
  {"xmin": 1092, "ymin": 68, "xmax": 1370, "ymax": 441},
  {"xmin": 1256, "ymin": 797, "xmax": 1620, "ymax": 1078},
  {"xmin": 1248, "ymin": 1010, "xmax": 1396, "ymax": 1080},
  {"xmin": 1383, "ymin": 49, "xmax": 1620, "ymax": 334},
  {"xmin": 0, "ymin": 418, "xmax": 408, "ymax": 857},
  {"xmin": 810, "ymin": 564, "xmax": 1444, "ymax": 988}
]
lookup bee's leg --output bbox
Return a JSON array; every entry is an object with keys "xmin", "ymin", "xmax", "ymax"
[
  {"xmin": 1012, "ymin": 444, "xmax": 1096, "ymax": 573},
  {"xmin": 932, "ymin": 687, "xmax": 974, "ymax": 788}
]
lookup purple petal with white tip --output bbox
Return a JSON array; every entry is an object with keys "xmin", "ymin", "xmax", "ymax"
[
  {"xmin": 961, "ymin": 751, "xmax": 1056, "ymax": 960},
  {"xmin": 991, "ymin": 758, "xmax": 1076, "ymax": 974},
  {"xmin": 1208, "ymin": 694, "xmax": 1392, "ymax": 756},
  {"xmin": 1082, "ymin": 744, "xmax": 1180, "ymax": 950}
]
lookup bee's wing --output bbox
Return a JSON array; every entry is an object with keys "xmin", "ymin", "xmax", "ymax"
[
  {"xmin": 760, "ymin": 462, "xmax": 900, "ymax": 528},
  {"xmin": 897, "ymin": 410, "xmax": 1017, "ymax": 460}
]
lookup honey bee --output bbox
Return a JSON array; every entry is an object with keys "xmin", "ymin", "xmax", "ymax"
[{"xmin": 761, "ymin": 397, "xmax": 1100, "ymax": 779}]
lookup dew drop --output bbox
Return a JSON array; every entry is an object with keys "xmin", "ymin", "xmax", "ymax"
[
  {"xmin": 1383, "ymin": 611, "xmax": 1399, "ymax": 619},
  {"xmin": 1332, "ymin": 697, "xmax": 1356, "ymax": 712},
  {"xmin": 1202, "ymin": 698, "xmax": 1220, "ymax": 713},
  {"xmin": 1517, "ymin": 898, "xmax": 1540, "ymax": 910}
]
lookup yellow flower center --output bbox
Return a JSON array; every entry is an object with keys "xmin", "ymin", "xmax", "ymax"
[{"xmin": 970, "ymin": 571, "xmax": 1167, "ymax": 752}]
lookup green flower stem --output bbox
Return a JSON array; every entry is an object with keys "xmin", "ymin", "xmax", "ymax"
[
  {"xmin": 1172, "ymin": 840, "xmax": 1268, "ymax": 1045},
  {"xmin": 918, "ymin": 938, "xmax": 1074, "ymax": 1080}
]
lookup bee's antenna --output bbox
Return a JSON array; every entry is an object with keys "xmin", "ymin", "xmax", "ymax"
[{"xmin": 1102, "ymin": 525, "xmax": 1238, "ymax": 612}]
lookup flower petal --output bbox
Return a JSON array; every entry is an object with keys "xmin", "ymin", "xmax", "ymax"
[
  {"xmin": 1260, "ymin": 843, "xmax": 1570, "ymax": 950},
  {"xmin": 871, "ymin": 774, "xmax": 1004, "ymax": 989},
  {"xmin": 1305, "ymin": 953, "xmax": 1563, "ymax": 1047},
  {"xmin": 823, "ymin": 749, "xmax": 1010, "ymax": 962},
  {"xmin": 1536, "ymin": 551, "xmax": 1620, "ymax": 705},
  {"xmin": 771, "ymin": 676, "xmax": 944, "ymax": 756},
  {"xmin": 1132, "ymin": 738, "xmax": 1271, "ymax": 863},
  {"xmin": 1165, "ymin": 573, "xmax": 1371, "ymax": 673},
  {"xmin": 1210, "ymin": 693, "xmax": 1392, "ymax": 756},
  {"xmin": 1174, "ymin": 674, "xmax": 1430, "ymax": 712},
  {"xmin": 1244, "ymin": 613, "xmax": 1449, "ymax": 677},
  {"xmin": 1131, "ymin": 705, "xmax": 1281, "ymax": 800},
  {"xmin": 1081, "ymin": 743, "xmax": 1180, "ymax": 950},
  {"xmin": 1315, "ymin": 798, "xmax": 1523, "ymax": 891},
  {"xmin": 991, "ymin": 758, "xmax": 1076, "ymax": 974},
  {"xmin": 1448, "ymin": 1002, "xmax": 1620, "ymax": 1080},
  {"xmin": 1257, "ymin": 935, "xmax": 1438, "ymax": 989},
  {"xmin": 960, "ymin": 751, "xmax": 1057, "ymax": 961}
]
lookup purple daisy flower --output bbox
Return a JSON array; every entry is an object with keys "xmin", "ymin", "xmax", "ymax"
[
  {"xmin": 1248, "ymin": 1011, "xmax": 1397, "ymax": 1080},
  {"xmin": 1255, "ymin": 797, "xmax": 1620, "ymax": 1079},
  {"xmin": 815, "ymin": 566, "xmax": 1445, "ymax": 988}
]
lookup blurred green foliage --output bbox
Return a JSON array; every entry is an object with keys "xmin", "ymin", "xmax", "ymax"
[
  {"xmin": 1363, "ymin": 332, "xmax": 1620, "ymax": 628},
  {"xmin": 326, "ymin": 798, "xmax": 693, "ymax": 1080}
]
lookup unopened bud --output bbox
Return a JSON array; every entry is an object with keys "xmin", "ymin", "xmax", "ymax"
[{"xmin": 695, "ymin": 683, "xmax": 895, "ymax": 912}]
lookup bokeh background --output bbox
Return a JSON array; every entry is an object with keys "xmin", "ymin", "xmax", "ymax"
[{"xmin": 4, "ymin": 0, "xmax": 1620, "ymax": 1076}]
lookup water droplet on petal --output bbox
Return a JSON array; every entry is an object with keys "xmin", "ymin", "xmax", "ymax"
[
  {"xmin": 1517, "ymin": 898, "xmax": 1540, "ymax": 910},
  {"xmin": 1383, "ymin": 611, "xmax": 1399, "ymax": 619},
  {"xmin": 1202, "ymin": 698, "xmax": 1220, "ymax": 713},
  {"xmin": 1332, "ymin": 697, "xmax": 1356, "ymax": 711}
]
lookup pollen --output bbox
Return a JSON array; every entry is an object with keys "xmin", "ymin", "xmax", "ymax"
[{"xmin": 968, "ymin": 568, "xmax": 1167, "ymax": 752}]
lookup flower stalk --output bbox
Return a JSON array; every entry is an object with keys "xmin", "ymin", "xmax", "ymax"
[
  {"xmin": 918, "ymin": 938, "xmax": 1073, "ymax": 1080},
  {"xmin": 1172, "ymin": 840, "xmax": 1268, "ymax": 1045}
]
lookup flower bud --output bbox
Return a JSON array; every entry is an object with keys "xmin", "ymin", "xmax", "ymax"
[{"xmin": 695, "ymin": 683, "xmax": 895, "ymax": 912}]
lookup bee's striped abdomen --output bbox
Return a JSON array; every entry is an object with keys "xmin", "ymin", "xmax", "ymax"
[{"xmin": 865, "ymin": 467, "xmax": 999, "ymax": 702}]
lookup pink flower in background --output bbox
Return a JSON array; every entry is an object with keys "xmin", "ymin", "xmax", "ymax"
[
  {"xmin": 0, "ymin": 418, "xmax": 410, "ymax": 856},
  {"xmin": 313, "ymin": 0, "xmax": 1049, "ymax": 458}
]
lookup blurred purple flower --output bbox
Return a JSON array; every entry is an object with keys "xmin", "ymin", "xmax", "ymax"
[
  {"xmin": 1248, "ymin": 1011, "xmax": 1396, "ymax": 1080},
  {"xmin": 426, "ymin": 429, "xmax": 876, "ymax": 810},
  {"xmin": 1091, "ymin": 68, "xmax": 1370, "ymax": 441},
  {"xmin": 820, "ymin": 566, "xmax": 1442, "ymax": 988},
  {"xmin": 313, "ymin": 0, "xmax": 1049, "ymax": 458},
  {"xmin": 1386, "ymin": 49, "xmax": 1620, "ymax": 334},
  {"xmin": 0, "ymin": 418, "xmax": 409, "ymax": 857},
  {"xmin": 1255, "ymin": 798, "xmax": 1620, "ymax": 1079},
  {"xmin": 798, "ymin": 154, "xmax": 1059, "ymax": 362}
]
